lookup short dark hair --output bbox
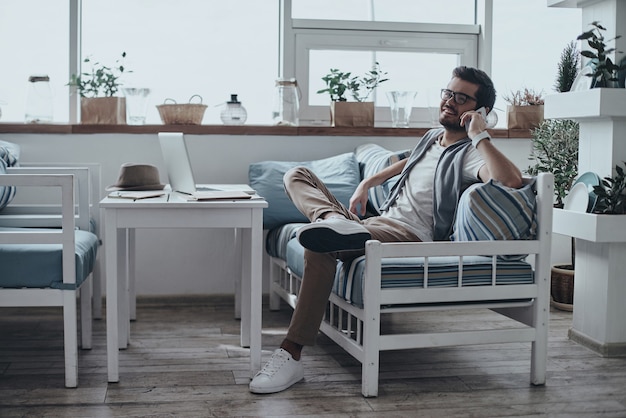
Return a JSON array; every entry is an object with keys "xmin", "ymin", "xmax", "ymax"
[{"xmin": 452, "ymin": 66, "xmax": 496, "ymax": 110}]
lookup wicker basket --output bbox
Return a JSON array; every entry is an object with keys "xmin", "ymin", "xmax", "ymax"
[
  {"xmin": 157, "ymin": 95, "xmax": 207, "ymax": 125},
  {"xmin": 551, "ymin": 265, "xmax": 574, "ymax": 311}
]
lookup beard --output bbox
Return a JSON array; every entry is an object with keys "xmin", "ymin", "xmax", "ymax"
[{"xmin": 438, "ymin": 106, "xmax": 465, "ymax": 132}]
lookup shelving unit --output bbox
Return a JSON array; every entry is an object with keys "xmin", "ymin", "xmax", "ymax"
[{"xmin": 546, "ymin": 0, "xmax": 626, "ymax": 356}]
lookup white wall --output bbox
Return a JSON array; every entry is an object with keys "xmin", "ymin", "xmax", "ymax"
[{"xmin": 1, "ymin": 132, "xmax": 570, "ymax": 295}]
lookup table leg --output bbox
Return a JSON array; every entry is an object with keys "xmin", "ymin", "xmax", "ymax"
[
  {"xmin": 234, "ymin": 228, "xmax": 242, "ymax": 320},
  {"xmin": 105, "ymin": 209, "xmax": 119, "ymax": 383},
  {"xmin": 129, "ymin": 228, "xmax": 137, "ymax": 321},
  {"xmin": 249, "ymin": 208, "xmax": 264, "ymax": 375},
  {"xmin": 117, "ymin": 229, "xmax": 129, "ymax": 349}
]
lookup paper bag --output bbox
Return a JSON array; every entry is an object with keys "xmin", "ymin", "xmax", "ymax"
[
  {"xmin": 81, "ymin": 97, "xmax": 126, "ymax": 124},
  {"xmin": 506, "ymin": 105, "xmax": 544, "ymax": 130},
  {"xmin": 331, "ymin": 101, "xmax": 374, "ymax": 127}
]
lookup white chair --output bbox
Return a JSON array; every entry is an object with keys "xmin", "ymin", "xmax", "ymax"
[
  {"xmin": 269, "ymin": 173, "xmax": 554, "ymax": 396},
  {"xmin": 0, "ymin": 168, "xmax": 99, "ymax": 388},
  {"xmin": 1, "ymin": 163, "xmax": 104, "ymax": 319}
]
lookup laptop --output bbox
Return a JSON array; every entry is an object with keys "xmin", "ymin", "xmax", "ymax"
[{"xmin": 157, "ymin": 132, "xmax": 253, "ymax": 199}]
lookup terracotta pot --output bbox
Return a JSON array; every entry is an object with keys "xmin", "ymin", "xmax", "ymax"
[{"xmin": 551, "ymin": 264, "xmax": 574, "ymax": 311}]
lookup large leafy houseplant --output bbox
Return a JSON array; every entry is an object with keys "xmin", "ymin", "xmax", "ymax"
[
  {"xmin": 527, "ymin": 119, "xmax": 579, "ymax": 208},
  {"xmin": 577, "ymin": 21, "xmax": 626, "ymax": 88},
  {"xmin": 527, "ymin": 118, "xmax": 579, "ymax": 310},
  {"xmin": 68, "ymin": 52, "xmax": 130, "ymax": 124}
]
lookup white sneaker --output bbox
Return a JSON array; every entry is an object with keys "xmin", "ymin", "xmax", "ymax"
[
  {"xmin": 296, "ymin": 217, "xmax": 371, "ymax": 253},
  {"xmin": 249, "ymin": 348, "xmax": 304, "ymax": 394}
]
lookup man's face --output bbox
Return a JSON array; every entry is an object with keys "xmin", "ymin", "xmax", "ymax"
[{"xmin": 439, "ymin": 77, "xmax": 480, "ymax": 131}]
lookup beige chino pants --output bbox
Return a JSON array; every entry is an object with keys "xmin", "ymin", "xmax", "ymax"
[{"xmin": 283, "ymin": 167, "xmax": 421, "ymax": 346}]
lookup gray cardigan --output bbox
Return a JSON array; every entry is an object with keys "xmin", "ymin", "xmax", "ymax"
[{"xmin": 380, "ymin": 128, "xmax": 477, "ymax": 241}]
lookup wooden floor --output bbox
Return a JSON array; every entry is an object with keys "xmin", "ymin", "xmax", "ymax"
[{"xmin": 1, "ymin": 296, "xmax": 626, "ymax": 418}]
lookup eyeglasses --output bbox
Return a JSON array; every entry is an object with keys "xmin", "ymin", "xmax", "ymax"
[{"xmin": 440, "ymin": 89, "xmax": 477, "ymax": 105}]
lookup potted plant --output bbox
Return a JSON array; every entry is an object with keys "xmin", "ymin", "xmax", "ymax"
[
  {"xmin": 68, "ymin": 52, "xmax": 130, "ymax": 124},
  {"xmin": 504, "ymin": 88, "xmax": 545, "ymax": 131},
  {"xmin": 577, "ymin": 21, "xmax": 626, "ymax": 88},
  {"xmin": 554, "ymin": 41, "xmax": 580, "ymax": 93},
  {"xmin": 317, "ymin": 62, "xmax": 388, "ymax": 127},
  {"xmin": 526, "ymin": 118, "xmax": 579, "ymax": 311},
  {"xmin": 592, "ymin": 162, "xmax": 626, "ymax": 215}
]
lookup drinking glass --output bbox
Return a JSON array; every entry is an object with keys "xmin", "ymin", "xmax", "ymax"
[{"xmin": 386, "ymin": 91, "xmax": 417, "ymax": 128}]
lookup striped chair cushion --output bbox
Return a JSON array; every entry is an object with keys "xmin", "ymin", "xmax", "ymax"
[
  {"xmin": 0, "ymin": 142, "xmax": 20, "ymax": 210},
  {"xmin": 355, "ymin": 144, "xmax": 410, "ymax": 215},
  {"xmin": 451, "ymin": 179, "xmax": 537, "ymax": 261}
]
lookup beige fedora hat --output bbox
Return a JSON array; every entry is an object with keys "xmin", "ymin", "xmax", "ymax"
[{"xmin": 106, "ymin": 163, "xmax": 166, "ymax": 191}]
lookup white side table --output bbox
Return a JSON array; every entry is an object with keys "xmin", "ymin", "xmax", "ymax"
[{"xmin": 101, "ymin": 190, "xmax": 267, "ymax": 382}]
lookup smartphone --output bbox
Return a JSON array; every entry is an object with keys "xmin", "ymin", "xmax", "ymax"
[{"xmin": 464, "ymin": 107, "xmax": 487, "ymax": 132}]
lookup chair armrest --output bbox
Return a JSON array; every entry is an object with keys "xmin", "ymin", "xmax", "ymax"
[{"xmin": 3, "ymin": 166, "xmax": 92, "ymax": 231}]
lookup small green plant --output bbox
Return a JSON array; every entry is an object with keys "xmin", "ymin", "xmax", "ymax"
[
  {"xmin": 577, "ymin": 21, "xmax": 626, "ymax": 88},
  {"xmin": 592, "ymin": 162, "xmax": 626, "ymax": 214},
  {"xmin": 317, "ymin": 62, "xmax": 388, "ymax": 102},
  {"xmin": 504, "ymin": 88, "xmax": 545, "ymax": 106},
  {"xmin": 555, "ymin": 41, "xmax": 580, "ymax": 92},
  {"xmin": 68, "ymin": 52, "xmax": 129, "ymax": 98},
  {"xmin": 526, "ymin": 119, "xmax": 579, "ymax": 208}
]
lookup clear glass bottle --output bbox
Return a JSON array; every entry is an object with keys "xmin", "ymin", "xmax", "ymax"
[
  {"xmin": 220, "ymin": 94, "xmax": 247, "ymax": 125},
  {"xmin": 272, "ymin": 78, "xmax": 299, "ymax": 126},
  {"xmin": 25, "ymin": 75, "xmax": 53, "ymax": 123}
]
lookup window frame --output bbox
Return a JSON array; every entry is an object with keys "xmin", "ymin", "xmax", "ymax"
[{"xmin": 280, "ymin": 0, "xmax": 493, "ymax": 126}]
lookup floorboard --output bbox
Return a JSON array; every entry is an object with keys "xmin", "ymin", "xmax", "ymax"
[{"xmin": 1, "ymin": 296, "xmax": 625, "ymax": 417}]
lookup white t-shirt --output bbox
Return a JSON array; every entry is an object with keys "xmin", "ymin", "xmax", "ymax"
[{"xmin": 382, "ymin": 140, "xmax": 484, "ymax": 241}]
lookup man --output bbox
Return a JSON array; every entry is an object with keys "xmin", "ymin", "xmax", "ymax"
[{"xmin": 249, "ymin": 66, "xmax": 522, "ymax": 394}]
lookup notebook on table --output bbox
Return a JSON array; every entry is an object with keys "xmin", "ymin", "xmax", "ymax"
[{"xmin": 157, "ymin": 132, "xmax": 254, "ymax": 200}]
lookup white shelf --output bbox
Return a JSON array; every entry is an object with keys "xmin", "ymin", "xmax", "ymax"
[
  {"xmin": 545, "ymin": 89, "xmax": 626, "ymax": 120},
  {"xmin": 553, "ymin": 208, "xmax": 626, "ymax": 243},
  {"xmin": 547, "ymin": 0, "xmax": 599, "ymax": 8}
]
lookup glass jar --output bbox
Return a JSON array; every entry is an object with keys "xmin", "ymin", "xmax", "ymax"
[
  {"xmin": 272, "ymin": 78, "xmax": 300, "ymax": 126},
  {"xmin": 220, "ymin": 94, "xmax": 247, "ymax": 125},
  {"xmin": 25, "ymin": 75, "xmax": 53, "ymax": 123}
]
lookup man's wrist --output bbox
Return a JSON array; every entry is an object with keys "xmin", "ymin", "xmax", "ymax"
[{"xmin": 472, "ymin": 131, "xmax": 491, "ymax": 148}]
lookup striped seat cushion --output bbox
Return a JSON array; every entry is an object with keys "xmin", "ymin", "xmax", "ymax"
[
  {"xmin": 282, "ymin": 238, "xmax": 533, "ymax": 308},
  {"xmin": 333, "ymin": 255, "xmax": 534, "ymax": 308}
]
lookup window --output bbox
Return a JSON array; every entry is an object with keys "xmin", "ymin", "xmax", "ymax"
[
  {"xmin": 0, "ymin": 0, "xmax": 582, "ymax": 128},
  {"xmin": 0, "ymin": 0, "xmax": 69, "ymax": 122},
  {"xmin": 282, "ymin": 0, "xmax": 483, "ymax": 126}
]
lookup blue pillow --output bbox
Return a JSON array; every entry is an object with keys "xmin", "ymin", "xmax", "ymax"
[
  {"xmin": 355, "ymin": 144, "xmax": 410, "ymax": 215},
  {"xmin": 249, "ymin": 152, "xmax": 361, "ymax": 230},
  {"xmin": 451, "ymin": 179, "xmax": 537, "ymax": 261}
]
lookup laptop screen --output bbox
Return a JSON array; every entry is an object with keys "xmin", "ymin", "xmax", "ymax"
[{"xmin": 157, "ymin": 132, "xmax": 198, "ymax": 194}]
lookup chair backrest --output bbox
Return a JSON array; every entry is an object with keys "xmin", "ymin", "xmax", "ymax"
[{"xmin": 2, "ymin": 163, "xmax": 101, "ymax": 233}]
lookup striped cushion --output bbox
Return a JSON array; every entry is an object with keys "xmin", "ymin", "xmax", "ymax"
[
  {"xmin": 333, "ymin": 255, "xmax": 534, "ymax": 308},
  {"xmin": 355, "ymin": 144, "xmax": 410, "ymax": 215},
  {"xmin": 451, "ymin": 179, "xmax": 537, "ymax": 261},
  {"xmin": 265, "ymin": 223, "xmax": 305, "ymax": 259},
  {"xmin": 0, "ymin": 142, "xmax": 20, "ymax": 210}
]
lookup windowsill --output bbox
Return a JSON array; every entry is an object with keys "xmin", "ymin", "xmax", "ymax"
[{"xmin": 0, "ymin": 123, "xmax": 532, "ymax": 138}]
